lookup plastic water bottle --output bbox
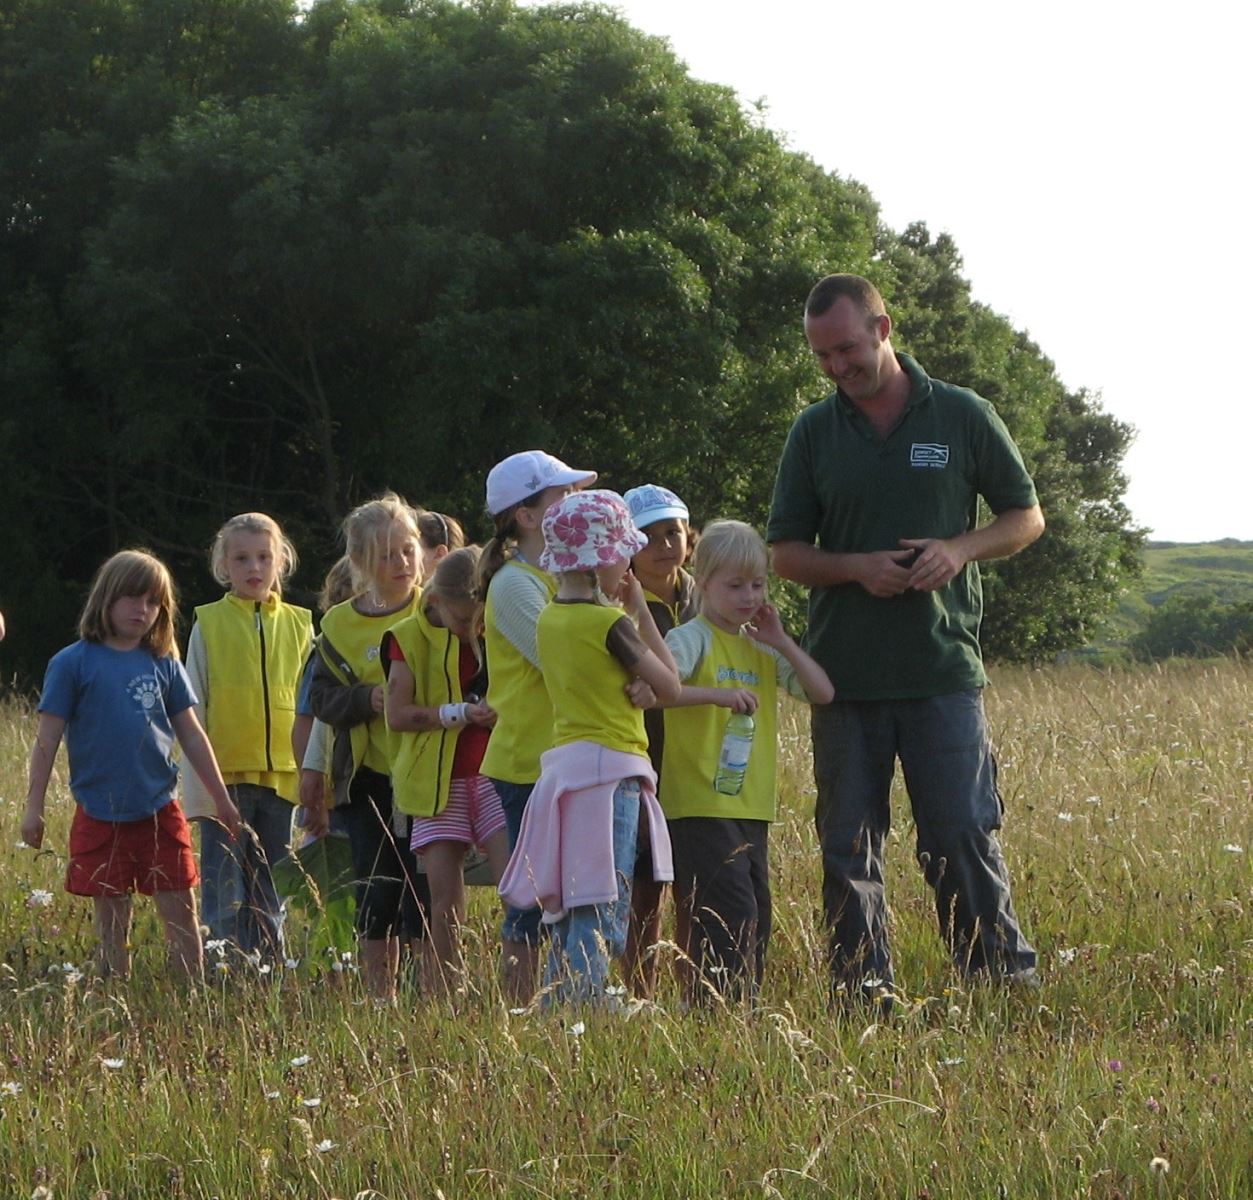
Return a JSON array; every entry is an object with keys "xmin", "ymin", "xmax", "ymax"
[{"xmin": 714, "ymin": 711, "xmax": 755, "ymax": 795}]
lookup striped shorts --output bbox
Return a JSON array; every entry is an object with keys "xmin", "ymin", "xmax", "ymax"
[{"xmin": 410, "ymin": 774, "xmax": 508, "ymax": 854}]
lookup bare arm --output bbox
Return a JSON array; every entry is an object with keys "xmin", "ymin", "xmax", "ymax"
[
  {"xmin": 745, "ymin": 604, "xmax": 835, "ymax": 704},
  {"xmin": 170, "ymin": 709, "xmax": 240, "ymax": 837},
  {"xmin": 385, "ymin": 655, "xmax": 495, "ymax": 732},
  {"xmin": 773, "ymin": 504, "xmax": 1045, "ymax": 599},
  {"xmin": 772, "ymin": 540, "xmax": 916, "ymax": 598},
  {"xmin": 618, "ymin": 572, "xmax": 681, "ymax": 703},
  {"xmin": 901, "ymin": 504, "xmax": 1045, "ymax": 592},
  {"xmin": 666, "ymin": 684, "xmax": 759, "ymax": 714},
  {"xmin": 22, "ymin": 712, "xmax": 65, "ymax": 849}
]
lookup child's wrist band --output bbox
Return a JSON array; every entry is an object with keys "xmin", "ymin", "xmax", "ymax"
[{"xmin": 438, "ymin": 703, "xmax": 469, "ymax": 729}]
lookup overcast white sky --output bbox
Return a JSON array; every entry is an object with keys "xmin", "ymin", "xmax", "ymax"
[{"xmin": 527, "ymin": 0, "xmax": 1251, "ymax": 542}]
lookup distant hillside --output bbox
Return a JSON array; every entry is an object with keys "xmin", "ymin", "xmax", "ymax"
[{"xmin": 1096, "ymin": 539, "xmax": 1253, "ymax": 645}]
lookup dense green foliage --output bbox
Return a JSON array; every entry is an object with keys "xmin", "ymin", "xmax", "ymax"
[
  {"xmin": 1131, "ymin": 592, "xmax": 1253, "ymax": 660},
  {"xmin": 1080, "ymin": 540, "xmax": 1253, "ymax": 660},
  {"xmin": 1, "ymin": 0, "xmax": 1139, "ymax": 681}
]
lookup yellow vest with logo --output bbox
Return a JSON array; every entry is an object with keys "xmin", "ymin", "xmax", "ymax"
[
  {"xmin": 538, "ymin": 601, "xmax": 647, "ymax": 758},
  {"xmin": 318, "ymin": 593, "xmax": 421, "ymax": 775},
  {"xmin": 480, "ymin": 562, "xmax": 556, "ymax": 784},
  {"xmin": 384, "ymin": 607, "xmax": 462, "ymax": 817},
  {"xmin": 194, "ymin": 593, "xmax": 312, "ymax": 788},
  {"xmin": 660, "ymin": 617, "xmax": 781, "ymax": 821}
]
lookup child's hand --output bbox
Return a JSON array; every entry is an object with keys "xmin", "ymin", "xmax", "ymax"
[
  {"xmin": 299, "ymin": 768, "xmax": 327, "ymax": 813},
  {"xmin": 626, "ymin": 678, "xmax": 657, "ymax": 709},
  {"xmin": 298, "ymin": 770, "xmax": 329, "ymax": 837},
  {"xmin": 744, "ymin": 603, "xmax": 788, "ymax": 649},
  {"xmin": 720, "ymin": 688, "xmax": 759, "ymax": 715},
  {"xmin": 467, "ymin": 701, "xmax": 497, "ymax": 728},
  {"xmin": 20, "ymin": 804, "xmax": 44, "ymax": 850},
  {"xmin": 615, "ymin": 569, "xmax": 647, "ymax": 618},
  {"xmin": 215, "ymin": 796, "xmax": 242, "ymax": 840},
  {"xmin": 370, "ymin": 685, "xmax": 385, "ymax": 714}
]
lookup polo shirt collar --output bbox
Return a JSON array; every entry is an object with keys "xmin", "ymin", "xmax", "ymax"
[{"xmin": 831, "ymin": 352, "xmax": 933, "ymax": 439}]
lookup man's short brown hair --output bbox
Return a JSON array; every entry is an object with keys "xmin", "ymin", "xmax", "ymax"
[{"xmin": 805, "ymin": 274, "xmax": 886, "ymax": 320}]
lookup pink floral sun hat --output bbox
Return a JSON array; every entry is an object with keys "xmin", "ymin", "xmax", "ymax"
[{"xmin": 539, "ymin": 489, "xmax": 648, "ymax": 573}]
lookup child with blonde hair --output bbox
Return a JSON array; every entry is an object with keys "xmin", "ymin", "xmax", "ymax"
[
  {"xmin": 22, "ymin": 550, "xmax": 241, "ymax": 980},
  {"xmin": 661, "ymin": 520, "xmax": 834, "ymax": 1003},
  {"xmin": 478, "ymin": 451, "xmax": 596, "ymax": 1002},
  {"xmin": 500, "ymin": 490, "xmax": 682, "ymax": 1006},
  {"xmin": 309, "ymin": 493, "xmax": 429, "ymax": 999},
  {"xmin": 384, "ymin": 545, "xmax": 510, "ymax": 993},
  {"xmin": 185, "ymin": 512, "xmax": 313, "ymax": 961}
]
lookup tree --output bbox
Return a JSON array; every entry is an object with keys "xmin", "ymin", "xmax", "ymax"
[
  {"xmin": 1132, "ymin": 594, "xmax": 1253, "ymax": 660},
  {"xmin": 0, "ymin": 0, "xmax": 1139, "ymax": 680}
]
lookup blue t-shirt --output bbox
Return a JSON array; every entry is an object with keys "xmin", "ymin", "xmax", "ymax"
[
  {"xmin": 38, "ymin": 640, "xmax": 198, "ymax": 822},
  {"xmin": 296, "ymin": 653, "xmax": 317, "ymax": 717}
]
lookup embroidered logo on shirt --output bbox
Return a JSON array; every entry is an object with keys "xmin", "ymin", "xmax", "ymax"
[
  {"xmin": 910, "ymin": 443, "xmax": 950, "ymax": 469},
  {"xmin": 716, "ymin": 666, "xmax": 760, "ymax": 686}
]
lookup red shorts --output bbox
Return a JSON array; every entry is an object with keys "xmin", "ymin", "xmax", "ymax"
[{"xmin": 66, "ymin": 799, "xmax": 199, "ymax": 897}]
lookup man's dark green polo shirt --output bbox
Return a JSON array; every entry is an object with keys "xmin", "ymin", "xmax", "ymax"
[{"xmin": 766, "ymin": 353, "xmax": 1037, "ymax": 700}]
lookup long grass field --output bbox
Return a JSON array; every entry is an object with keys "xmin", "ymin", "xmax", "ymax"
[{"xmin": 1, "ymin": 660, "xmax": 1250, "ymax": 1198}]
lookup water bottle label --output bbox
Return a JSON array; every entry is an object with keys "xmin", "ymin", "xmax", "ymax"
[{"xmin": 718, "ymin": 735, "xmax": 753, "ymax": 772}]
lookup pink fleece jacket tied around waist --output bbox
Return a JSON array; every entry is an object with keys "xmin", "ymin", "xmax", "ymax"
[{"xmin": 498, "ymin": 741, "xmax": 673, "ymax": 918}]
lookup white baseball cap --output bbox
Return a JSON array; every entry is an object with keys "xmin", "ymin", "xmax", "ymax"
[{"xmin": 485, "ymin": 450, "xmax": 597, "ymax": 516}]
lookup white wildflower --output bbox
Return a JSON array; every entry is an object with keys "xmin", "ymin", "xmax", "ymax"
[
  {"xmin": 1222, "ymin": 843, "xmax": 1243, "ymax": 854},
  {"xmin": 569, "ymin": 1021, "xmax": 586, "ymax": 1037},
  {"xmin": 301, "ymin": 1097, "xmax": 322, "ymax": 1108},
  {"xmin": 1, "ymin": 1081, "xmax": 21, "ymax": 1097},
  {"xmin": 102, "ymin": 1058, "xmax": 125, "ymax": 1070},
  {"xmin": 938, "ymin": 1057, "xmax": 965, "ymax": 1067},
  {"xmin": 289, "ymin": 1055, "xmax": 311, "ymax": 1067},
  {"xmin": 315, "ymin": 1139, "xmax": 335, "ymax": 1153},
  {"xmin": 1056, "ymin": 812, "xmax": 1075, "ymax": 823},
  {"xmin": 27, "ymin": 889, "xmax": 54, "ymax": 907},
  {"xmin": 1057, "ymin": 947, "xmax": 1078, "ymax": 965}
]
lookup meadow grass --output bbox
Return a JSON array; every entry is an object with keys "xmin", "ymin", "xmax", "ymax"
[{"xmin": 1, "ymin": 660, "xmax": 1250, "ymax": 1198}]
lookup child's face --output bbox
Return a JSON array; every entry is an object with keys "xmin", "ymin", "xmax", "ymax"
[
  {"xmin": 633, "ymin": 519, "xmax": 689, "ymax": 586},
  {"xmin": 700, "ymin": 562, "xmax": 767, "ymax": 633},
  {"xmin": 373, "ymin": 521, "xmax": 420, "ymax": 597},
  {"xmin": 419, "ymin": 540, "xmax": 448, "ymax": 585},
  {"xmin": 225, "ymin": 530, "xmax": 280, "ymax": 602},
  {"xmin": 108, "ymin": 591, "xmax": 161, "ymax": 647},
  {"xmin": 595, "ymin": 558, "xmax": 629, "ymax": 598},
  {"xmin": 428, "ymin": 595, "xmax": 477, "ymax": 643},
  {"xmin": 519, "ymin": 484, "xmax": 575, "ymax": 537}
]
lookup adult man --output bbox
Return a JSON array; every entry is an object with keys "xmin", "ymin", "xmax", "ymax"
[{"xmin": 767, "ymin": 273, "xmax": 1042, "ymax": 1004}]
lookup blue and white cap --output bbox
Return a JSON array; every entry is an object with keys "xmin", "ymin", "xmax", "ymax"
[{"xmin": 623, "ymin": 484, "xmax": 689, "ymax": 530}]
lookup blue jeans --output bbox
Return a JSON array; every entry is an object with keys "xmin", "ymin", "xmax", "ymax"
[
  {"xmin": 812, "ymin": 690, "xmax": 1036, "ymax": 996},
  {"xmin": 199, "ymin": 783, "xmax": 292, "ymax": 959},
  {"xmin": 490, "ymin": 778, "xmax": 543, "ymax": 946},
  {"xmin": 543, "ymin": 778, "xmax": 640, "ymax": 1007}
]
